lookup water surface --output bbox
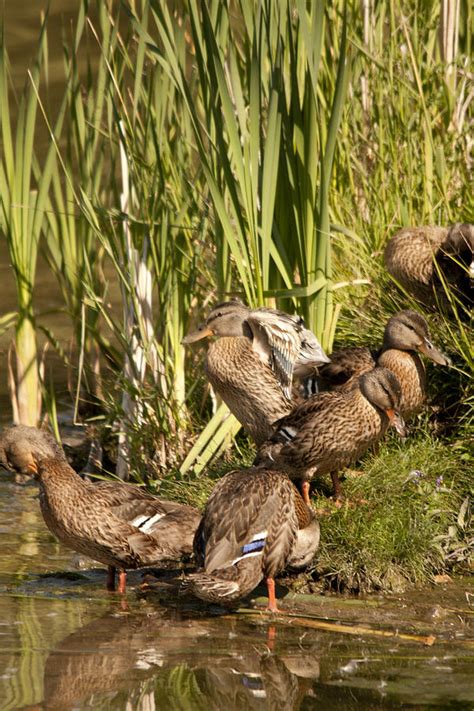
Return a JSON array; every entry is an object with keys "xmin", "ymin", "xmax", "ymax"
[{"xmin": 1, "ymin": 471, "xmax": 473, "ymax": 710}]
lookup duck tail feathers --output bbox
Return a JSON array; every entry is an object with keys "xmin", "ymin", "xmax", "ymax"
[
  {"xmin": 182, "ymin": 566, "xmax": 263, "ymax": 605},
  {"xmin": 182, "ymin": 573, "xmax": 242, "ymax": 604}
]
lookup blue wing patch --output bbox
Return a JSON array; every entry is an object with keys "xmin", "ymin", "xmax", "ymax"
[{"xmin": 242, "ymin": 538, "xmax": 265, "ymax": 555}]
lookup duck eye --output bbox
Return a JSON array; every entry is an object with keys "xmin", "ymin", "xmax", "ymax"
[{"xmin": 216, "ymin": 312, "xmax": 223, "ymax": 318}]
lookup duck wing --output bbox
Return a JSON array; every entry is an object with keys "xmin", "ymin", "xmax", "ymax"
[
  {"xmin": 293, "ymin": 326, "xmax": 330, "ymax": 378},
  {"xmin": 247, "ymin": 309, "xmax": 304, "ymax": 399},
  {"xmin": 197, "ymin": 467, "xmax": 298, "ymax": 579},
  {"xmin": 68, "ymin": 503, "xmax": 196, "ymax": 566},
  {"xmin": 254, "ymin": 389, "xmax": 351, "ymax": 473},
  {"xmin": 92, "ymin": 480, "xmax": 188, "ymax": 515},
  {"xmin": 318, "ymin": 346, "xmax": 376, "ymax": 388},
  {"xmin": 90, "ymin": 480, "xmax": 200, "ymax": 555}
]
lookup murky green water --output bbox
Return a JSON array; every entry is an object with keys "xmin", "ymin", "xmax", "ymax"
[{"xmin": 1, "ymin": 471, "xmax": 473, "ymax": 710}]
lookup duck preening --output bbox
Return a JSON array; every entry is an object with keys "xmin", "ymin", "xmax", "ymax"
[
  {"xmin": 384, "ymin": 223, "xmax": 474, "ymax": 314},
  {"xmin": 183, "ymin": 467, "xmax": 320, "ymax": 611},
  {"xmin": 318, "ymin": 310, "xmax": 451, "ymax": 417},
  {"xmin": 256, "ymin": 367, "xmax": 406, "ymax": 503},
  {"xmin": 183, "ymin": 300, "xmax": 329, "ymax": 445},
  {"xmin": 0, "ymin": 425, "xmax": 201, "ymax": 592}
]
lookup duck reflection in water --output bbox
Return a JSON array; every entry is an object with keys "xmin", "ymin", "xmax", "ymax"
[{"xmin": 35, "ymin": 608, "xmax": 319, "ymax": 710}]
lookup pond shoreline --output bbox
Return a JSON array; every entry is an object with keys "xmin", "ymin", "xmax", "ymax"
[{"xmin": 1, "ymin": 470, "xmax": 472, "ymax": 709}]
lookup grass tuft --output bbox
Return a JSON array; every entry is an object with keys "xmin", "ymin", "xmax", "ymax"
[{"xmin": 313, "ymin": 435, "xmax": 471, "ymax": 592}]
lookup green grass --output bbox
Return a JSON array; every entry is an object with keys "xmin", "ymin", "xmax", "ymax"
[
  {"xmin": 313, "ymin": 435, "xmax": 471, "ymax": 592},
  {"xmin": 116, "ymin": 426, "xmax": 471, "ymax": 593}
]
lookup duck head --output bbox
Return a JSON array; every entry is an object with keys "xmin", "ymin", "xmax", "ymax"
[
  {"xmin": 0, "ymin": 425, "xmax": 64, "ymax": 478},
  {"xmin": 182, "ymin": 301, "xmax": 251, "ymax": 343},
  {"xmin": 383, "ymin": 310, "xmax": 451, "ymax": 366},
  {"xmin": 359, "ymin": 367, "xmax": 406, "ymax": 437}
]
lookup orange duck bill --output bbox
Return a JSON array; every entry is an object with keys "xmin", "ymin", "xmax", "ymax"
[
  {"xmin": 181, "ymin": 326, "xmax": 214, "ymax": 344},
  {"xmin": 386, "ymin": 409, "xmax": 407, "ymax": 438},
  {"xmin": 417, "ymin": 338, "xmax": 451, "ymax": 366}
]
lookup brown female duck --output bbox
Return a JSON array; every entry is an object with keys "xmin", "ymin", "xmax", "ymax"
[
  {"xmin": 183, "ymin": 300, "xmax": 329, "ymax": 444},
  {"xmin": 317, "ymin": 310, "xmax": 450, "ymax": 417},
  {"xmin": 256, "ymin": 367, "xmax": 405, "ymax": 503},
  {"xmin": 384, "ymin": 223, "xmax": 474, "ymax": 314},
  {"xmin": 0, "ymin": 426, "xmax": 201, "ymax": 593},
  {"xmin": 184, "ymin": 466, "xmax": 320, "ymax": 611}
]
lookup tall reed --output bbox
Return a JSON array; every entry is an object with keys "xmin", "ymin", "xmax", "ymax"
[
  {"xmin": 133, "ymin": 0, "xmax": 351, "ymax": 469},
  {"xmin": 147, "ymin": 0, "xmax": 350, "ymax": 344},
  {"xmin": 0, "ymin": 14, "xmax": 64, "ymax": 425}
]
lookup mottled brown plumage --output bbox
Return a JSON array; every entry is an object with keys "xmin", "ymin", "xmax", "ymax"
[
  {"xmin": 384, "ymin": 223, "xmax": 474, "ymax": 314},
  {"xmin": 318, "ymin": 310, "xmax": 450, "ymax": 417},
  {"xmin": 183, "ymin": 300, "xmax": 329, "ymax": 445},
  {"xmin": 205, "ymin": 337, "xmax": 292, "ymax": 444},
  {"xmin": 256, "ymin": 367, "xmax": 405, "ymax": 501},
  {"xmin": 184, "ymin": 467, "xmax": 320, "ymax": 610},
  {"xmin": 0, "ymin": 426, "xmax": 201, "ymax": 591}
]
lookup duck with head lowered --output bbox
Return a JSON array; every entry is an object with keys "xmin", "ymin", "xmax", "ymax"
[
  {"xmin": 256, "ymin": 366, "xmax": 406, "ymax": 503},
  {"xmin": 0, "ymin": 425, "xmax": 201, "ymax": 593},
  {"xmin": 183, "ymin": 465, "xmax": 320, "ymax": 612},
  {"xmin": 183, "ymin": 300, "xmax": 329, "ymax": 445},
  {"xmin": 317, "ymin": 310, "xmax": 450, "ymax": 417}
]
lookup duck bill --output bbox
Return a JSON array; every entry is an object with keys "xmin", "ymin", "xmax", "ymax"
[
  {"xmin": 386, "ymin": 409, "xmax": 406, "ymax": 438},
  {"xmin": 26, "ymin": 461, "xmax": 38, "ymax": 475},
  {"xmin": 181, "ymin": 326, "xmax": 213, "ymax": 345},
  {"xmin": 314, "ymin": 345, "xmax": 331, "ymax": 366},
  {"xmin": 418, "ymin": 338, "xmax": 451, "ymax": 366}
]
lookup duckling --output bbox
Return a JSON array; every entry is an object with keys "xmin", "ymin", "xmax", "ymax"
[
  {"xmin": 317, "ymin": 310, "xmax": 450, "ymax": 417},
  {"xmin": 183, "ymin": 300, "xmax": 329, "ymax": 444},
  {"xmin": 0, "ymin": 425, "xmax": 201, "ymax": 592},
  {"xmin": 183, "ymin": 466, "xmax": 320, "ymax": 611},
  {"xmin": 256, "ymin": 367, "xmax": 406, "ymax": 503},
  {"xmin": 384, "ymin": 223, "xmax": 474, "ymax": 314}
]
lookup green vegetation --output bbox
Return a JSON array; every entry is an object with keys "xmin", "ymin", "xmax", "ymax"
[
  {"xmin": 0, "ymin": 1, "xmax": 472, "ymax": 591},
  {"xmin": 315, "ymin": 436, "xmax": 472, "ymax": 591}
]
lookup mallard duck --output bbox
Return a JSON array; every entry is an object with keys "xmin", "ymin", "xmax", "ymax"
[
  {"xmin": 183, "ymin": 466, "xmax": 320, "ymax": 611},
  {"xmin": 317, "ymin": 310, "xmax": 450, "ymax": 416},
  {"xmin": 256, "ymin": 367, "xmax": 405, "ymax": 503},
  {"xmin": 384, "ymin": 223, "xmax": 474, "ymax": 314},
  {"xmin": 0, "ymin": 425, "xmax": 201, "ymax": 593},
  {"xmin": 183, "ymin": 300, "xmax": 329, "ymax": 444}
]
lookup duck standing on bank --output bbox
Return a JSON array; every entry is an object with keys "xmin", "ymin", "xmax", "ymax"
[
  {"xmin": 384, "ymin": 223, "xmax": 474, "ymax": 314},
  {"xmin": 256, "ymin": 367, "xmax": 406, "ymax": 503},
  {"xmin": 317, "ymin": 310, "xmax": 450, "ymax": 417},
  {"xmin": 0, "ymin": 425, "xmax": 201, "ymax": 593},
  {"xmin": 183, "ymin": 300, "xmax": 329, "ymax": 445},
  {"xmin": 183, "ymin": 466, "xmax": 320, "ymax": 611}
]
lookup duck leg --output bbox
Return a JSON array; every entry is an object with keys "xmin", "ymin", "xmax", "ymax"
[
  {"xmin": 106, "ymin": 565, "xmax": 116, "ymax": 591},
  {"xmin": 331, "ymin": 472, "xmax": 343, "ymax": 500},
  {"xmin": 117, "ymin": 569, "xmax": 127, "ymax": 594},
  {"xmin": 301, "ymin": 481, "xmax": 311, "ymax": 506},
  {"xmin": 266, "ymin": 577, "xmax": 279, "ymax": 613}
]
